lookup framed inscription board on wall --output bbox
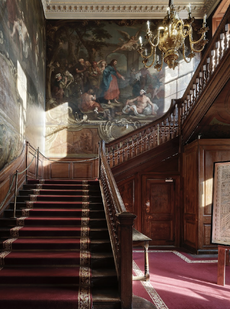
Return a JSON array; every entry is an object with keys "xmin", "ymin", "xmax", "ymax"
[{"xmin": 211, "ymin": 161, "xmax": 230, "ymax": 246}]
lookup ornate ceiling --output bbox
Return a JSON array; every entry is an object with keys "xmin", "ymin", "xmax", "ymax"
[{"xmin": 41, "ymin": 0, "xmax": 221, "ymax": 20}]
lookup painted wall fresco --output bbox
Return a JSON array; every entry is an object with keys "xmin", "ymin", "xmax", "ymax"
[
  {"xmin": 45, "ymin": 19, "xmax": 200, "ymax": 155},
  {"xmin": 0, "ymin": 0, "xmax": 46, "ymax": 170},
  {"xmin": 45, "ymin": 19, "xmax": 165, "ymax": 154}
]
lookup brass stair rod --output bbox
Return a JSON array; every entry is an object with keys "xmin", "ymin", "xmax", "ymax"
[
  {"xmin": 36, "ymin": 147, "xmax": 39, "ymax": 179},
  {"xmin": 13, "ymin": 170, "xmax": 18, "ymax": 219}
]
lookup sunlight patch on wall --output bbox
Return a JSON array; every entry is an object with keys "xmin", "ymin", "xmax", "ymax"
[
  {"xmin": 202, "ymin": 178, "xmax": 213, "ymax": 208},
  {"xmin": 45, "ymin": 102, "xmax": 69, "ymax": 157},
  {"xmin": 17, "ymin": 60, "xmax": 27, "ymax": 139}
]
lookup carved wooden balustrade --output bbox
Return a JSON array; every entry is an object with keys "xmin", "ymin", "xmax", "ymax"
[
  {"xmin": 106, "ymin": 5, "xmax": 230, "ymax": 168},
  {"xmin": 99, "ymin": 141, "xmax": 136, "ymax": 309}
]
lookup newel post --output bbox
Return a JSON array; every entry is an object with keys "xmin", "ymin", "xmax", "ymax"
[{"xmin": 117, "ymin": 212, "xmax": 136, "ymax": 309}]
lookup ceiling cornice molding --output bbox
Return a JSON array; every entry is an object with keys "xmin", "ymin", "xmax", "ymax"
[{"xmin": 41, "ymin": 0, "xmax": 220, "ymax": 20}]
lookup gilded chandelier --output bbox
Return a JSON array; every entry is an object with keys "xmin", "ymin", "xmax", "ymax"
[{"xmin": 138, "ymin": 0, "xmax": 209, "ymax": 71}]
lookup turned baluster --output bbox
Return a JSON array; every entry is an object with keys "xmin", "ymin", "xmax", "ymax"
[
  {"xmin": 195, "ymin": 78, "xmax": 200, "ymax": 98},
  {"xmin": 136, "ymin": 137, "xmax": 140, "ymax": 155},
  {"xmin": 172, "ymin": 109, "xmax": 176, "ymax": 138},
  {"xmin": 220, "ymin": 33, "xmax": 225, "ymax": 59},
  {"xmin": 112, "ymin": 148, "xmax": 115, "ymax": 168},
  {"xmin": 215, "ymin": 41, "xmax": 220, "ymax": 67},
  {"xmin": 167, "ymin": 116, "xmax": 171, "ymax": 140},
  {"xmin": 117, "ymin": 148, "xmax": 120, "ymax": 165},
  {"xmin": 209, "ymin": 52, "xmax": 214, "ymax": 77},
  {"xmin": 149, "ymin": 128, "xmax": 153, "ymax": 149},
  {"xmin": 120, "ymin": 142, "xmax": 124, "ymax": 163},
  {"xmin": 224, "ymin": 24, "xmax": 230, "ymax": 49},
  {"xmin": 203, "ymin": 64, "xmax": 207, "ymax": 87},
  {"xmin": 146, "ymin": 129, "xmax": 150, "ymax": 151},
  {"xmin": 156, "ymin": 124, "xmax": 160, "ymax": 146},
  {"xmin": 187, "ymin": 94, "xmax": 190, "ymax": 112},
  {"xmin": 192, "ymin": 84, "xmax": 197, "ymax": 104},
  {"xmin": 141, "ymin": 132, "xmax": 145, "ymax": 154},
  {"xmin": 199, "ymin": 71, "xmax": 203, "ymax": 92},
  {"xmin": 180, "ymin": 102, "xmax": 184, "ymax": 124}
]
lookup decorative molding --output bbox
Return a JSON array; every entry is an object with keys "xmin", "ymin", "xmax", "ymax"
[{"xmin": 41, "ymin": 1, "xmax": 219, "ymax": 20}]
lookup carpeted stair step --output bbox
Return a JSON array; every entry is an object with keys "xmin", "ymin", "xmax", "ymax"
[
  {"xmin": 2, "ymin": 251, "xmax": 89, "ymax": 266},
  {"xmin": 0, "ymin": 267, "xmax": 117, "ymax": 287},
  {"xmin": 9, "ymin": 201, "xmax": 104, "ymax": 210},
  {"xmin": 2, "ymin": 251, "xmax": 113, "ymax": 268},
  {"xmin": 0, "ymin": 227, "xmax": 109, "ymax": 239},
  {"xmin": 0, "ymin": 179, "xmax": 120, "ymax": 309},
  {"xmin": 16, "ymin": 195, "xmax": 102, "ymax": 202},
  {"xmin": 90, "ymin": 239, "xmax": 112, "ymax": 252},
  {"xmin": 23, "ymin": 183, "xmax": 100, "ymax": 190},
  {"xmin": 91, "ymin": 269, "xmax": 118, "ymax": 288},
  {"xmin": 9, "ymin": 226, "xmax": 90, "ymax": 238},
  {"xmin": 4, "ymin": 208, "xmax": 105, "ymax": 218},
  {"xmin": 0, "ymin": 266, "xmax": 89, "ymax": 285},
  {"xmin": 2, "ymin": 238, "xmax": 90, "ymax": 251},
  {"xmin": 18, "ymin": 217, "xmax": 89, "ymax": 226},
  {"xmin": 0, "ymin": 286, "xmax": 92, "ymax": 309},
  {"xmin": 90, "ymin": 252, "xmax": 115, "ymax": 269},
  {"xmin": 19, "ymin": 189, "xmax": 101, "ymax": 196},
  {"xmin": 9, "ymin": 217, "xmax": 106, "ymax": 228},
  {"xmin": 92, "ymin": 289, "xmax": 121, "ymax": 309},
  {"xmin": 0, "ymin": 238, "xmax": 111, "ymax": 252},
  {"xmin": 0, "ymin": 218, "xmax": 17, "ymax": 227}
]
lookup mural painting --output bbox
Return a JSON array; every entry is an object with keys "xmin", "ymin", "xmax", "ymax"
[
  {"xmin": 0, "ymin": 0, "xmax": 46, "ymax": 170},
  {"xmin": 46, "ymin": 20, "xmax": 166, "ymax": 147}
]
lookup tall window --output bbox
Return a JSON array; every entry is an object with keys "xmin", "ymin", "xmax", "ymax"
[{"xmin": 164, "ymin": 57, "xmax": 199, "ymax": 113}]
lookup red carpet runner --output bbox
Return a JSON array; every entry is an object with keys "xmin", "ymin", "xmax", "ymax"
[{"xmin": 0, "ymin": 179, "xmax": 95, "ymax": 309}]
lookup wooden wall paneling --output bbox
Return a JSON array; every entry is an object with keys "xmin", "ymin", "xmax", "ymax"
[
  {"xmin": 183, "ymin": 141, "xmax": 199, "ymax": 251},
  {"xmin": 50, "ymin": 162, "xmax": 71, "ymax": 179},
  {"xmin": 45, "ymin": 158, "xmax": 99, "ymax": 180},
  {"xmin": 117, "ymin": 174, "xmax": 140, "ymax": 230},
  {"xmin": 183, "ymin": 139, "xmax": 230, "ymax": 253},
  {"xmin": 73, "ymin": 161, "xmax": 94, "ymax": 179},
  {"xmin": 27, "ymin": 152, "xmax": 37, "ymax": 179},
  {"xmin": 0, "ymin": 148, "xmax": 27, "ymax": 216}
]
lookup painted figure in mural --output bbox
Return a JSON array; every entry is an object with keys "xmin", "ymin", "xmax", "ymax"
[
  {"xmin": 74, "ymin": 58, "xmax": 87, "ymax": 93},
  {"xmin": 97, "ymin": 60, "xmax": 107, "ymax": 74},
  {"xmin": 11, "ymin": 11, "xmax": 30, "ymax": 58},
  {"xmin": 138, "ymin": 67, "xmax": 154, "ymax": 90},
  {"xmin": 63, "ymin": 70, "xmax": 74, "ymax": 98},
  {"xmin": 54, "ymin": 73, "xmax": 66, "ymax": 104},
  {"xmin": 113, "ymin": 29, "xmax": 142, "ymax": 53},
  {"xmin": 122, "ymin": 89, "xmax": 159, "ymax": 117},
  {"xmin": 88, "ymin": 61, "xmax": 102, "ymax": 96},
  {"xmin": 129, "ymin": 68, "xmax": 141, "ymax": 97},
  {"xmin": 101, "ymin": 59, "xmax": 125, "ymax": 104},
  {"xmin": 80, "ymin": 89, "xmax": 104, "ymax": 113}
]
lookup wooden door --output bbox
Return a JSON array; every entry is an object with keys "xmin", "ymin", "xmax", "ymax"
[{"xmin": 142, "ymin": 176, "xmax": 176, "ymax": 246}]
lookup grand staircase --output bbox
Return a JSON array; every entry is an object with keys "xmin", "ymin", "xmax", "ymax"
[{"xmin": 0, "ymin": 179, "xmax": 120, "ymax": 309}]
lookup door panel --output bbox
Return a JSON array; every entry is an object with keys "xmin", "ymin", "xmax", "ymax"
[{"xmin": 142, "ymin": 178, "xmax": 175, "ymax": 245}]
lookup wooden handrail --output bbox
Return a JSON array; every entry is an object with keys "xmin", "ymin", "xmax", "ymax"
[
  {"xmin": 106, "ymin": 5, "xmax": 230, "ymax": 168},
  {"xmin": 99, "ymin": 140, "xmax": 136, "ymax": 309}
]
